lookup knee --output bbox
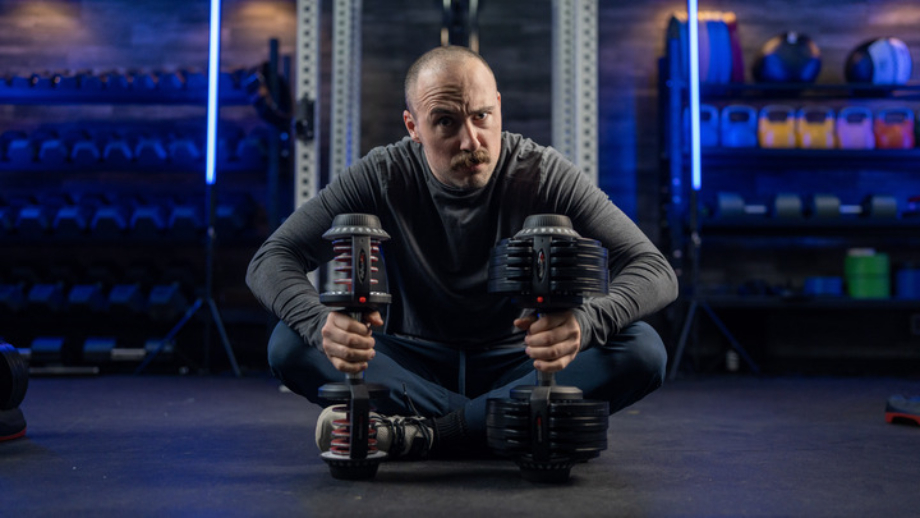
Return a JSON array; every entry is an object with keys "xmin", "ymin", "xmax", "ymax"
[
  {"xmin": 576, "ymin": 321, "xmax": 667, "ymax": 411},
  {"xmin": 605, "ymin": 321, "xmax": 668, "ymax": 385},
  {"xmin": 266, "ymin": 321, "xmax": 334, "ymax": 400},
  {"xmin": 266, "ymin": 321, "xmax": 306, "ymax": 376}
]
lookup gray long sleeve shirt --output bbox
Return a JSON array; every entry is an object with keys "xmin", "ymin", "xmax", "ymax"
[{"xmin": 246, "ymin": 132, "xmax": 678, "ymax": 351}]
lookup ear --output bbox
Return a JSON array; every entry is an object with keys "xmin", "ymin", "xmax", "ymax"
[{"xmin": 403, "ymin": 110, "xmax": 421, "ymax": 143}]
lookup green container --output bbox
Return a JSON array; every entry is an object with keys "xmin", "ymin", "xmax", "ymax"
[{"xmin": 845, "ymin": 253, "xmax": 890, "ymax": 298}]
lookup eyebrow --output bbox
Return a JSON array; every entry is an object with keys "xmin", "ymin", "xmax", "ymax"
[{"xmin": 428, "ymin": 105, "xmax": 495, "ymax": 118}]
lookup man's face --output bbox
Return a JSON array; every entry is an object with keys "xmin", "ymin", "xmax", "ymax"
[{"xmin": 403, "ymin": 59, "xmax": 502, "ymax": 190}]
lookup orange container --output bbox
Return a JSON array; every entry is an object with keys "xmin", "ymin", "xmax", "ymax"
[{"xmin": 874, "ymin": 108, "xmax": 915, "ymax": 149}]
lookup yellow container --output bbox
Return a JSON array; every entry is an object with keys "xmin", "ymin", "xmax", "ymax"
[
  {"xmin": 796, "ymin": 106, "xmax": 836, "ymax": 149},
  {"xmin": 758, "ymin": 105, "xmax": 796, "ymax": 148}
]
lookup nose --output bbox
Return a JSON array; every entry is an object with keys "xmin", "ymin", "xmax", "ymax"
[{"xmin": 458, "ymin": 119, "xmax": 481, "ymax": 152}]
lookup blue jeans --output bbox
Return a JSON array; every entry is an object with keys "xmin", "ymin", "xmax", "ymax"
[{"xmin": 267, "ymin": 320, "xmax": 667, "ymax": 442}]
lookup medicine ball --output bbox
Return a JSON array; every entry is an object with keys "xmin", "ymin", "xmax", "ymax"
[
  {"xmin": 845, "ymin": 37, "xmax": 913, "ymax": 84},
  {"xmin": 752, "ymin": 32, "xmax": 822, "ymax": 83}
]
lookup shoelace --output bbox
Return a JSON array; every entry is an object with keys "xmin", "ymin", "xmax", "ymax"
[{"xmin": 370, "ymin": 384, "xmax": 433, "ymax": 460}]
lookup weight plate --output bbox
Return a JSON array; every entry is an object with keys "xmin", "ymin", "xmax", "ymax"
[{"xmin": 1, "ymin": 343, "xmax": 28, "ymax": 410}]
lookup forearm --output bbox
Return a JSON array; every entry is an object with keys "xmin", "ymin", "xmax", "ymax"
[
  {"xmin": 574, "ymin": 248, "xmax": 678, "ymax": 350},
  {"xmin": 246, "ymin": 234, "xmax": 332, "ymax": 349}
]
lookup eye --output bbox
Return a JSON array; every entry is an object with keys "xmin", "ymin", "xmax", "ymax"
[
  {"xmin": 436, "ymin": 116, "xmax": 454, "ymax": 127},
  {"xmin": 474, "ymin": 112, "xmax": 488, "ymax": 121}
]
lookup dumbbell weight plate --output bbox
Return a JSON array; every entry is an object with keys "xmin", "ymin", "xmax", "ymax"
[
  {"xmin": 809, "ymin": 193, "xmax": 840, "ymax": 219},
  {"xmin": 0, "ymin": 343, "xmax": 28, "ymax": 411},
  {"xmin": 862, "ymin": 195, "xmax": 898, "ymax": 219},
  {"xmin": 773, "ymin": 193, "xmax": 803, "ymax": 219}
]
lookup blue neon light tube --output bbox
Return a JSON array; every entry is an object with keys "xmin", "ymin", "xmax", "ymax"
[
  {"xmin": 205, "ymin": 0, "xmax": 221, "ymax": 185},
  {"xmin": 687, "ymin": 0, "xmax": 701, "ymax": 191}
]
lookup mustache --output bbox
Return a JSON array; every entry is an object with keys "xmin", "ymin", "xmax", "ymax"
[{"xmin": 450, "ymin": 149, "xmax": 491, "ymax": 170}]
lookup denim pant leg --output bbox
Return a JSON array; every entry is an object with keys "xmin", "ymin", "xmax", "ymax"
[
  {"xmin": 266, "ymin": 321, "xmax": 469, "ymax": 416},
  {"xmin": 462, "ymin": 321, "xmax": 668, "ymax": 441}
]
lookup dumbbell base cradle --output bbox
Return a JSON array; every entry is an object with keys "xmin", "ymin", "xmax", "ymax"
[
  {"xmin": 0, "ymin": 407, "xmax": 27, "ymax": 442},
  {"xmin": 321, "ymin": 450, "xmax": 387, "ymax": 480}
]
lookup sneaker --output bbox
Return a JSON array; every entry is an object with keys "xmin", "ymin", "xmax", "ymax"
[{"xmin": 315, "ymin": 405, "xmax": 434, "ymax": 461}]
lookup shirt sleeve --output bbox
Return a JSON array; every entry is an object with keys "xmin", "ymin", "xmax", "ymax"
[
  {"xmin": 538, "ymin": 147, "xmax": 679, "ymax": 350},
  {"xmin": 245, "ymin": 157, "xmax": 382, "ymax": 349}
]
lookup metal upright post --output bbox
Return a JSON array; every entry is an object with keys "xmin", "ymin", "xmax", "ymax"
[
  {"xmin": 294, "ymin": 0, "xmax": 322, "ymax": 210},
  {"xmin": 330, "ymin": 0, "xmax": 362, "ymax": 181},
  {"xmin": 552, "ymin": 0, "xmax": 598, "ymax": 185}
]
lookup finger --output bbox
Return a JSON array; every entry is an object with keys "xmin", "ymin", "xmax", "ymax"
[
  {"xmin": 330, "ymin": 357, "xmax": 368, "ymax": 374},
  {"xmin": 526, "ymin": 340, "xmax": 578, "ymax": 361},
  {"xmin": 333, "ymin": 312, "xmax": 373, "ymax": 336},
  {"xmin": 513, "ymin": 313, "xmax": 537, "ymax": 331},
  {"xmin": 364, "ymin": 311, "xmax": 385, "ymax": 328},
  {"xmin": 533, "ymin": 357, "xmax": 570, "ymax": 373}
]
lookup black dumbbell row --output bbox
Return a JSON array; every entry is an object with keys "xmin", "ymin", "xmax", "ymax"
[
  {"xmin": 0, "ymin": 67, "xmax": 257, "ymax": 102},
  {"xmin": 10, "ymin": 336, "xmax": 175, "ymax": 372},
  {"xmin": 0, "ymin": 280, "xmax": 193, "ymax": 321},
  {"xmin": 0, "ymin": 191, "xmax": 255, "ymax": 240},
  {"xmin": 0, "ymin": 125, "xmax": 271, "ymax": 170}
]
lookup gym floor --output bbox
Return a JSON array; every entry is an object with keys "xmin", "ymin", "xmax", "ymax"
[{"xmin": 3, "ymin": 373, "xmax": 918, "ymax": 517}]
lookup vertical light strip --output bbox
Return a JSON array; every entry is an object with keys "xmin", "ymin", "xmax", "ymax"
[
  {"xmin": 687, "ymin": 0, "xmax": 701, "ymax": 191},
  {"xmin": 205, "ymin": 0, "xmax": 222, "ymax": 185}
]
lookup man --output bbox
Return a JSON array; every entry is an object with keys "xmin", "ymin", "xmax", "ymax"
[{"xmin": 246, "ymin": 45, "xmax": 678, "ymax": 460}]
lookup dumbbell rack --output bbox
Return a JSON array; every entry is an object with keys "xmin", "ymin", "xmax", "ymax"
[
  {"xmin": 0, "ymin": 42, "xmax": 289, "ymax": 375},
  {"xmin": 659, "ymin": 40, "xmax": 920, "ymax": 376}
]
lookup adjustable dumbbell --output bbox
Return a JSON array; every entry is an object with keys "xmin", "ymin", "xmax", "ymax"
[
  {"xmin": 130, "ymin": 72, "xmax": 156, "ymax": 92},
  {"xmin": 17, "ymin": 337, "xmax": 71, "ymax": 365},
  {"xmin": 236, "ymin": 128, "xmax": 269, "ymax": 163},
  {"xmin": 168, "ymin": 138, "xmax": 202, "ymax": 165},
  {"xmin": 166, "ymin": 203, "xmax": 204, "ymax": 240},
  {"xmin": 79, "ymin": 71, "xmax": 103, "ymax": 91},
  {"xmin": 486, "ymin": 214, "xmax": 610, "ymax": 483},
  {"xmin": 808, "ymin": 194, "xmax": 898, "ymax": 219},
  {"xmin": 317, "ymin": 214, "xmax": 392, "ymax": 480},
  {"xmin": 0, "ymin": 341, "xmax": 28, "ymax": 442},
  {"xmin": 5, "ymin": 135, "xmax": 36, "ymax": 165},
  {"xmin": 0, "ymin": 283, "xmax": 26, "ymax": 313},
  {"xmin": 54, "ymin": 205, "xmax": 94, "ymax": 238},
  {"xmin": 67, "ymin": 283, "xmax": 107, "ymax": 313},
  {"xmin": 0, "ymin": 342, "xmax": 28, "ymax": 410},
  {"xmin": 182, "ymin": 69, "xmax": 207, "ymax": 90},
  {"xmin": 131, "ymin": 204, "xmax": 168, "ymax": 239},
  {"xmin": 215, "ymin": 195, "xmax": 255, "ymax": 237},
  {"xmin": 102, "ymin": 71, "xmax": 129, "ymax": 91},
  {"xmin": 37, "ymin": 138, "xmax": 69, "ymax": 166},
  {"xmin": 102, "ymin": 138, "xmax": 133, "ymax": 166},
  {"xmin": 15, "ymin": 338, "xmax": 151, "ymax": 366},
  {"xmin": 147, "ymin": 282, "xmax": 190, "ymax": 321},
  {"xmin": 157, "ymin": 71, "xmax": 184, "ymax": 92},
  {"xmin": 107, "ymin": 283, "xmax": 147, "ymax": 314},
  {"xmin": 90, "ymin": 194, "xmax": 140, "ymax": 239},
  {"xmin": 15, "ymin": 205, "xmax": 56, "ymax": 236},
  {"xmin": 26, "ymin": 283, "xmax": 66, "ymax": 313},
  {"xmin": 715, "ymin": 192, "xmax": 805, "ymax": 220},
  {"xmin": 80, "ymin": 337, "xmax": 150, "ymax": 364},
  {"xmin": 134, "ymin": 137, "xmax": 167, "ymax": 166}
]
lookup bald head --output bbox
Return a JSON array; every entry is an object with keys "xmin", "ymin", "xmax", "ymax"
[{"xmin": 404, "ymin": 45, "xmax": 496, "ymax": 114}]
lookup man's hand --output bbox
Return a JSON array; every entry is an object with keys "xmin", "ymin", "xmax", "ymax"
[
  {"xmin": 514, "ymin": 310, "xmax": 581, "ymax": 373},
  {"xmin": 321, "ymin": 311, "xmax": 384, "ymax": 373}
]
